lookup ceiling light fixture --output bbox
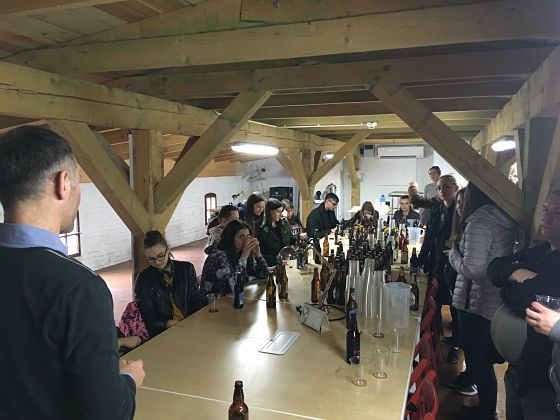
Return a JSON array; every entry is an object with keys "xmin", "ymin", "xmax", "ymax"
[
  {"xmin": 282, "ymin": 121, "xmax": 378, "ymax": 129},
  {"xmin": 231, "ymin": 142, "xmax": 279, "ymax": 156},
  {"xmin": 324, "ymin": 152, "xmax": 334, "ymax": 159},
  {"xmin": 491, "ymin": 136, "xmax": 516, "ymax": 152}
]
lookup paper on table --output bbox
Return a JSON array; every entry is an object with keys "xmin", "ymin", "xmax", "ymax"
[{"xmin": 259, "ymin": 331, "xmax": 301, "ymax": 355}]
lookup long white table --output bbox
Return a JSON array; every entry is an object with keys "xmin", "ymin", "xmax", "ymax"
[{"xmin": 125, "ymin": 254, "xmax": 422, "ymax": 419}]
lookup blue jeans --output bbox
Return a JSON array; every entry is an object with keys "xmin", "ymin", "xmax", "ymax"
[{"xmin": 458, "ymin": 310, "xmax": 498, "ymax": 419}]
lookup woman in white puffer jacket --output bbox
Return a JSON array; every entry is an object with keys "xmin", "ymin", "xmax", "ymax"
[{"xmin": 449, "ymin": 182, "xmax": 517, "ymax": 420}]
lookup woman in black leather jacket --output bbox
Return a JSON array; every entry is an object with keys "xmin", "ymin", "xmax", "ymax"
[{"xmin": 134, "ymin": 231, "xmax": 206, "ymax": 338}]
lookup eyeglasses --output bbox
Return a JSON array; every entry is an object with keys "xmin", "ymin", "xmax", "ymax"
[{"xmin": 146, "ymin": 249, "xmax": 168, "ymax": 263}]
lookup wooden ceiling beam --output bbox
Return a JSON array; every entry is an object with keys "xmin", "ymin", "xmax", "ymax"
[
  {"xmin": 106, "ymin": 47, "xmax": 550, "ymax": 97},
  {"xmin": 252, "ymin": 97, "xmax": 507, "ymax": 120},
  {"xmin": 8, "ymin": 1, "xmax": 559, "ymax": 74},
  {"xmin": 154, "ymin": 90, "xmax": 271, "ymax": 214},
  {"xmin": 471, "ymin": 45, "xmax": 560, "ymax": 150},
  {"xmin": 183, "ymin": 80, "xmax": 523, "ymax": 108},
  {"xmin": 0, "ymin": 0, "xmax": 122, "ymax": 16},
  {"xmin": 371, "ymin": 80, "xmax": 524, "ymax": 223},
  {"xmin": 0, "ymin": 60, "xmax": 340, "ymax": 150}
]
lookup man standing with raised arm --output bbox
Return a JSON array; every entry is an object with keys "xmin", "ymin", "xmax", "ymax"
[{"xmin": 0, "ymin": 126, "xmax": 144, "ymax": 420}]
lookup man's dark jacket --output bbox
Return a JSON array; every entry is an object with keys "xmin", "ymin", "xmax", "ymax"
[
  {"xmin": 134, "ymin": 260, "xmax": 206, "ymax": 338},
  {"xmin": 0, "ymin": 246, "xmax": 136, "ymax": 420},
  {"xmin": 488, "ymin": 241, "xmax": 560, "ymax": 394},
  {"xmin": 306, "ymin": 203, "xmax": 339, "ymax": 238}
]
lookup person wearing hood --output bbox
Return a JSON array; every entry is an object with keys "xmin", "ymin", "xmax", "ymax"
[{"xmin": 448, "ymin": 182, "xmax": 516, "ymax": 420}]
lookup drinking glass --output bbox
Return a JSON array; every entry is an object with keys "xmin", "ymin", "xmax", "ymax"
[
  {"xmin": 370, "ymin": 346, "xmax": 391, "ymax": 379},
  {"xmin": 350, "ymin": 356, "xmax": 371, "ymax": 387},
  {"xmin": 536, "ymin": 295, "xmax": 560, "ymax": 311},
  {"xmin": 206, "ymin": 293, "xmax": 219, "ymax": 312}
]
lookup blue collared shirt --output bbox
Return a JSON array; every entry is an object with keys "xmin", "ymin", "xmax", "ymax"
[{"xmin": 0, "ymin": 223, "xmax": 68, "ymax": 256}]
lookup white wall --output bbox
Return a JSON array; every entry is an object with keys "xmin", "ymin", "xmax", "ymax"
[{"xmin": 434, "ymin": 152, "xmax": 468, "ymax": 188}]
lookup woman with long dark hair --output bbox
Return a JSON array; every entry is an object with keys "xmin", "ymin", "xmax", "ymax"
[
  {"xmin": 349, "ymin": 201, "xmax": 379, "ymax": 227},
  {"xmin": 449, "ymin": 183, "xmax": 516, "ymax": 419},
  {"xmin": 258, "ymin": 198, "xmax": 295, "ymax": 266},
  {"xmin": 200, "ymin": 219, "xmax": 269, "ymax": 295},
  {"xmin": 134, "ymin": 230, "xmax": 206, "ymax": 338},
  {"xmin": 242, "ymin": 192, "xmax": 266, "ymax": 235}
]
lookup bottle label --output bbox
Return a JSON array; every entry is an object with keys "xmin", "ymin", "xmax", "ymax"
[
  {"xmin": 239, "ymin": 291, "xmax": 244, "ymax": 306},
  {"xmin": 348, "ymin": 308, "xmax": 358, "ymax": 319}
]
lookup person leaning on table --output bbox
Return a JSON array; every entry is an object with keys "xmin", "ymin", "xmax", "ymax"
[
  {"xmin": 0, "ymin": 125, "xmax": 144, "ymax": 420},
  {"xmin": 135, "ymin": 230, "xmax": 206, "ymax": 338},
  {"xmin": 201, "ymin": 219, "xmax": 269, "ymax": 295}
]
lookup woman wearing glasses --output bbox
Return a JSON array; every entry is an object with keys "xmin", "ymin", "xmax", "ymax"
[
  {"xmin": 201, "ymin": 219, "xmax": 269, "ymax": 295},
  {"xmin": 134, "ymin": 230, "xmax": 206, "ymax": 338}
]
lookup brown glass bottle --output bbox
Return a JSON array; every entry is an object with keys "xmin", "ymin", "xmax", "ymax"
[
  {"xmin": 279, "ymin": 265, "xmax": 288, "ymax": 300},
  {"xmin": 311, "ymin": 267, "xmax": 320, "ymax": 303},
  {"xmin": 228, "ymin": 380, "xmax": 249, "ymax": 420},
  {"xmin": 323, "ymin": 235, "xmax": 330, "ymax": 257},
  {"xmin": 266, "ymin": 272, "xmax": 276, "ymax": 309},
  {"xmin": 320, "ymin": 260, "xmax": 329, "ymax": 291},
  {"xmin": 396, "ymin": 266, "xmax": 407, "ymax": 283},
  {"xmin": 410, "ymin": 273, "xmax": 420, "ymax": 311}
]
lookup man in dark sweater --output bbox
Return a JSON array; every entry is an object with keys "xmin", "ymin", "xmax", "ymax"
[
  {"xmin": 0, "ymin": 126, "xmax": 144, "ymax": 420},
  {"xmin": 306, "ymin": 192, "xmax": 340, "ymax": 238},
  {"xmin": 488, "ymin": 190, "xmax": 560, "ymax": 420}
]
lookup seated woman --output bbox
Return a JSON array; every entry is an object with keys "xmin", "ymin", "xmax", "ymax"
[
  {"xmin": 258, "ymin": 198, "xmax": 296, "ymax": 266},
  {"xmin": 282, "ymin": 199, "xmax": 307, "ymax": 239},
  {"xmin": 393, "ymin": 195, "xmax": 420, "ymax": 226},
  {"xmin": 200, "ymin": 219, "xmax": 269, "ymax": 295},
  {"xmin": 349, "ymin": 201, "xmax": 379, "ymax": 227},
  {"xmin": 241, "ymin": 192, "xmax": 266, "ymax": 236},
  {"xmin": 134, "ymin": 231, "xmax": 206, "ymax": 338}
]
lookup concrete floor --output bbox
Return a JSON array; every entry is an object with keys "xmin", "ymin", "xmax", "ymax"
[{"xmin": 96, "ymin": 238, "xmax": 507, "ymax": 419}]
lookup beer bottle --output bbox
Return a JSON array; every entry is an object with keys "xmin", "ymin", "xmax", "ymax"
[
  {"xmin": 336, "ymin": 264, "xmax": 347, "ymax": 306},
  {"xmin": 334, "ymin": 224, "xmax": 339, "ymax": 244},
  {"xmin": 345, "ymin": 287, "xmax": 358, "ymax": 329},
  {"xmin": 233, "ymin": 272, "xmax": 244, "ymax": 309},
  {"xmin": 228, "ymin": 380, "xmax": 249, "ymax": 420},
  {"xmin": 320, "ymin": 260, "xmax": 329, "ymax": 291},
  {"xmin": 313, "ymin": 230, "xmax": 321, "ymax": 264},
  {"xmin": 311, "ymin": 267, "xmax": 320, "ymax": 303},
  {"xmin": 410, "ymin": 273, "xmax": 420, "ymax": 311},
  {"xmin": 400, "ymin": 238, "xmax": 409, "ymax": 265},
  {"xmin": 345, "ymin": 313, "xmax": 360, "ymax": 364},
  {"xmin": 327, "ymin": 269, "xmax": 338, "ymax": 305},
  {"xmin": 279, "ymin": 265, "xmax": 288, "ymax": 300},
  {"xmin": 323, "ymin": 235, "xmax": 330, "ymax": 257},
  {"xmin": 266, "ymin": 271, "xmax": 276, "ymax": 309},
  {"xmin": 410, "ymin": 247, "xmax": 418, "ymax": 274},
  {"xmin": 396, "ymin": 266, "xmax": 407, "ymax": 283}
]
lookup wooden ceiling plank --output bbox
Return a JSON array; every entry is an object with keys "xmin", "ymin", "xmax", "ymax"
[
  {"xmin": 106, "ymin": 47, "xmax": 551, "ymax": 97},
  {"xmin": 371, "ymin": 80, "xmax": 524, "ymax": 223},
  {"xmin": 47, "ymin": 119, "xmax": 150, "ymax": 235},
  {"xmin": 154, "ymin": 90, "xmax": 271, "ymax": 213},
  {"xmin": 8, "ymin": 1, "xmax": 560, "ymax": 74},
  {"xmin": 311, "ymin": 132, "xmax": 369, "ymax": 185},
  {"xmin": 471, "ymin": 45, "xmax": 560, "ymax": 150},
  {"xmin": 0, "ymin": 0, "xmax": 123, "ymax": 16}
]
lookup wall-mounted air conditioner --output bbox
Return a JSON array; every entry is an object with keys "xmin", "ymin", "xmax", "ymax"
[{"xmin": 376, "ymin": 145, "xmax": 424, "ymax": 159}]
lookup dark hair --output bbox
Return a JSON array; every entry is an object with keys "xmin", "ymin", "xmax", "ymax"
[
  {"xmin": 218, "ymin": 204, "xmax": 239, "ymax": 220},
  {"xmin": 454, "ymin": 183, "xmax": 496, "ymax": 239},
  {"xmin": 281, "ymin": 199, "xmax": 294, "ymax": 211},
  {"xmin": 325, "ymin": 192, "xmax": 339, "ymax": 203},
  {"xmin": 246, "ymin": 193, "xmax": 266, "ymax": 217},
  {"xmin": 0, "ymin": 125, "xmax": 76, "ymax": 211},
  {"xmin": 218, "ymin": 219, "xmax": 252, "ymax": 253},
  {"xmin": 399, "ymin": 195, "xmax": 410, "ymax": 201},
  {"xmin": 262, "ymin": 198, "xmax": 284, "ymax": 228},
  {"xmin": 429, "ymin": 166, "xmax": 441, "ymax": 176},
  {"xmin": 360, "ymin": 201, "xmax": 375, "ymax": 214},
  {"xmin": 143, "ymin": 230, "xmax": 168, "ymax": 249},
  {"xmin": 450, "ymin": 188, "xmax": 467, "ymax": 244}
]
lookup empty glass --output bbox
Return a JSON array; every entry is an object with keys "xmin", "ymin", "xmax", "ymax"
[
  {"xmin": 350, "ymin": 356, "xmax": 371, "ymax": 387},
  {"xmin": 389, "ymin": 327, "xmax": 407, "ymax": 353},
  {"xmin": 206, "ymin": 293, "xmax": 219, "ymax": 312},
  {"xmin": 370, "ymin": 345, "xmax": 391, "ymax": 379}
]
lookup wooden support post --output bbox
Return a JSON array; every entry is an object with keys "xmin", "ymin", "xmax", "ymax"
[
  {"xmin": 313, "ymin": 151, "xmax": 323, "ymax": 171},
  {"xmin": 370, "ymin": 80, "xmax": 524, "ymax": 224},
  {"xmin": 287, "ymin": 148, "xmax": 315, "ymax": 222},
  {"xmin": 130, "ymin": 129, "xmax": 164, "ymax": 282},
  {"xmin": 154, "ymin": 90, "xmax": 271, "ymax": 214},
  {"xmin": 48, "ymin": 120, "xmax": 150, "ymax": 236},
  {"xmin": 347, "ymin": 153, "xmax": 360, "ymax": 207},
  {"xmin": 530, "ymin": 117, "xmax": 560, "ymax": 239}
]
